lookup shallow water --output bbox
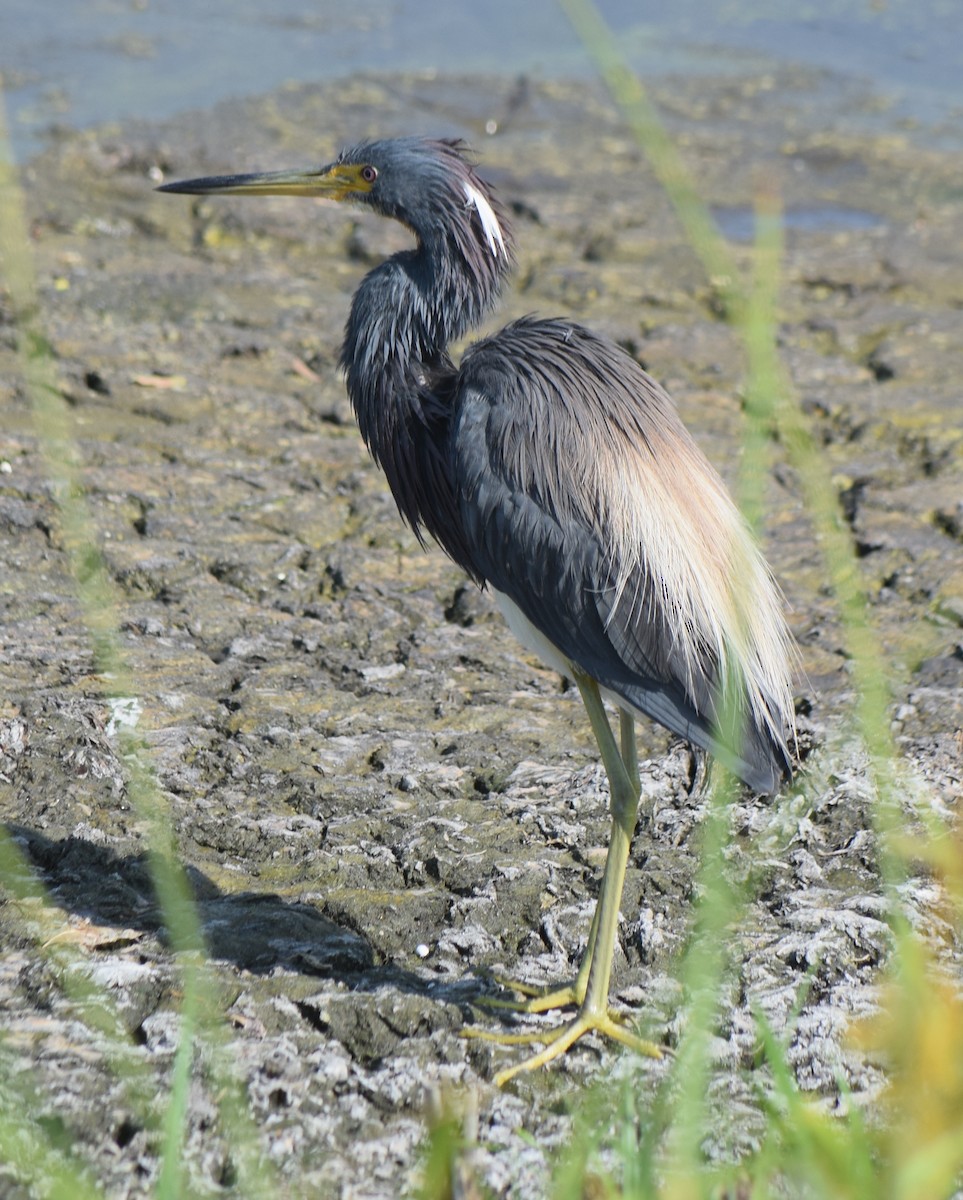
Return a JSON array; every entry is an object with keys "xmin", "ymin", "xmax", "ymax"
[
  {"xmin": 712, "ymin": 202, "xmax": 885, "ymax": 243},
  {"xmin": 3, "ymin": 0, "xmax": 962, "ymax": 162}
]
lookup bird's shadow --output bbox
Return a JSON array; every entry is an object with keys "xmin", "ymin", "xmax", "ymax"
[{"xmin": 6, "ymin": 823, "xmax": 493, "ymax": 1015}]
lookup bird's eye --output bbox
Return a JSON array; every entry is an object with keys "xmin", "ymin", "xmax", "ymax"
[{"xmin": 360, "ymin": 165, "xmax": 378, "ymax": 183}]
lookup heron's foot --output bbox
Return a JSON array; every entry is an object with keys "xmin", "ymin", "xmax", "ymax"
[
  {"xmin": 463, "ymin": 1008, "xmax": 661, "ymax": 1088},
  {"xmin": 476, "ymin": 972, "xmax": 583, "ymax": 1015}
]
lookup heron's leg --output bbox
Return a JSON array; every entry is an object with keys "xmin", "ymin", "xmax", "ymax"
[
  {"xmin": 549, "ymin": 700, "xmax": 638, "ymax": 1005},
  {"xmin": 568, "ymin": 676, "xmax": 640, "ymax": 1012},
  {"xmin": 467, "ymin": 678, "xmax": 661, "ymax": 1086},
  {"xmin": 476, "ymin": 691, "xmax": 627, "ymax": 1015},
  {"xmin": 620, "ymin": 707, "xmax": 640, "ymax": 792},
  {"xmin": 554, "ymin": 705, "xmax": 638, "ymax": 998}
]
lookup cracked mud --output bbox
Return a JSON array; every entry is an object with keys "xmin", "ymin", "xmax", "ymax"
[{"xmin": 2, "ymin": 68, "xmax": 962, "ymax": 1196}]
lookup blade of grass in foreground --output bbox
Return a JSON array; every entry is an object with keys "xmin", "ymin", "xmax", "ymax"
[
  {"xmin": 0, "ymin": 88, "xmax": 277, "ymax": 1199},
  {"xmin": 556, "ymin": 0, "xmax": 742, "ymax": 321},
  {"xmin": 656, "ymin": 193, "xmax": 793, "ymax": 1190},
  {"xmin": 0, "ymin": 1076, "xmax": 106, "ymax": 1200}
]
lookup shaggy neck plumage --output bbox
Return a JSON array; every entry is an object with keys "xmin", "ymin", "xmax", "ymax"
[{"xmin": 339, "ymin": 195, "xmax": 514, "ymax": 552}]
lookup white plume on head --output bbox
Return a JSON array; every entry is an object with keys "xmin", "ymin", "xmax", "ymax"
[{"xmin": 464, "ymin": 181, "xmax": 506, "ymax": 257}]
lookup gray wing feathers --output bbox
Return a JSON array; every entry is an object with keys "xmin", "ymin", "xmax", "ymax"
[{"xmin": 453, "ymin": 317, "xmax": 790, "ymax": 793}]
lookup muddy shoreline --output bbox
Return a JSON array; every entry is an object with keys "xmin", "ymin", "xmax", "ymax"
[{"xmin": 2, "ymin": 69, "xmax": 961, "ymax": 1196}]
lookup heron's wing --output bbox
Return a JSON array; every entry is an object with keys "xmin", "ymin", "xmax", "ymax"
[{"xmin": 452, "ymin": 317, "xmax": 789, "ymax": 791}]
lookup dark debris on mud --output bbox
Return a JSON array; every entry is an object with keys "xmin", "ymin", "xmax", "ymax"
[{"xmin": 1, "ymin": 68, "xmax": 962, "ymax": 1197}]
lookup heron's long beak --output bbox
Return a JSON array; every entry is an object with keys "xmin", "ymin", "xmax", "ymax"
[{"xmin": 157, "ymin": 161, "xmax": 373, "ymax": 201}]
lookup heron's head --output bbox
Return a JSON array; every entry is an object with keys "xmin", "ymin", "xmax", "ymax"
[{"xmin": 159, "ymin": 136, "xmax": 513, "ymax": 268}]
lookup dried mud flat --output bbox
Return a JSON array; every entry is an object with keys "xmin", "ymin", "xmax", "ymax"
[{"xmin": 1, "ymin": 68, "xmax": 962, "ymax": 1197}]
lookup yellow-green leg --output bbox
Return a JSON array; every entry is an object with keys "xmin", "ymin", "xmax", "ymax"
[
  {"xmin": 465, "ymin": 674, "xmax": 660, "ymax": 1085},
  {"xmin": 481, "ymin": 703, "xmax": 639, "ymax": 1013}
]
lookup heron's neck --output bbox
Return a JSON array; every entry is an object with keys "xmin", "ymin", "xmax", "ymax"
[
  {"xmin": 341, "ymin": 240, "xmax": 503, "ymax": 434},
  {"xmin": 337, "ymin": 243, "xmax": 499, "ymax": 548},
  {"xmin": 348, "ymin": 239, "xmax": 499, "ymax": 364}
]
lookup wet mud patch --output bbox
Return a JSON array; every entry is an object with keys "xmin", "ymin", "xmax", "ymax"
[{"xmin": 2, "ymin": 67, "xmax": 962, "ymax": 1195}]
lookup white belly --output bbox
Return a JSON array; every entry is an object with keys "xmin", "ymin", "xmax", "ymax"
[
  {"xmin": 493, "ymin": 589, "xmax": 637, "ymax": 720},
  {"xmin": 493, "ymin": 590, "xmax": 574, "ymax": 680}
]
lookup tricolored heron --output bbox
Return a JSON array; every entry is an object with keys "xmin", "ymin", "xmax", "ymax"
[{"xmin": 160, "ymin": 137, "xmax": 794, "ymax": 1086}]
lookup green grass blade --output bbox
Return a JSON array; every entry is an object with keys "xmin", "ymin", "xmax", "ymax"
[{"xmin": 0, "ymin": 83, "xmax": 277, "ymax": 1200}]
